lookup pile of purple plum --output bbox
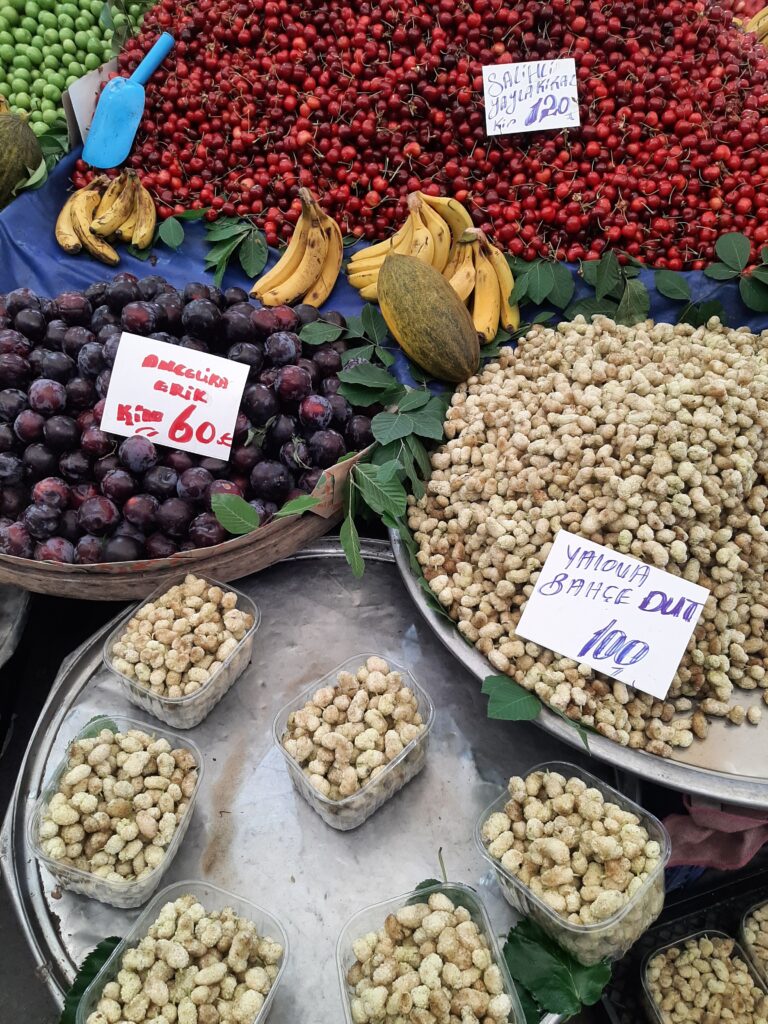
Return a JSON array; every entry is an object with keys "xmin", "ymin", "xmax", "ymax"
[{"xmin": 0, "ymin": 274, "xmax": 375, "ymax": 564}]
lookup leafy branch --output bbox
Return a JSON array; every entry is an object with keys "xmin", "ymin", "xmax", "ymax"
[
  {"xmin": 482, "ymin": 675, "xmax": 591, "ymax": 752},
  {"xmin": 203, "ymin": 216, "xmax": 269, "ymax": 287},
  {"xmin": 126, "ymin": 208, "xmax": 208, "ymax": 262},
  {"xmin": 59, "ymin": 937, "xmax": 121, "ymax": 1024}
]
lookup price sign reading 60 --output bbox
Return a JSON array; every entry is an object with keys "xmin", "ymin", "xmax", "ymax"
[{"xmin": 169, "ymin": 404, "xmax": 233, "ymax": 449}]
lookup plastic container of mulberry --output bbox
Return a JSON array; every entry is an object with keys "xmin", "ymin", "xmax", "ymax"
[
  {"xmin": 336, "ymin": 881, "xmax": 525, "ymax": 1024},
  {"xmin": 272, "ymin": 654, "xmax": 434, "ymax": 831},
  {"xmin": 76, "ymin": 879, "xmax": 289, "ymax": 1024},
  {"xmin": 28, "ymin": 714, "xmax": 203, "ymax": 909},
  {"xmin": 103, "ymin": 573, "xmax": 260, "ymax": 730},
  {"xmin": 641, "ymin": 928, "xmax": 768, "ymax": 1024},
  {"xmin": 475, "ymin": 760, "xmax": 670, "ymax": 966},
  {"xmin": 741, "ymin": 898, "xmax": 768, "ymax": 985}
]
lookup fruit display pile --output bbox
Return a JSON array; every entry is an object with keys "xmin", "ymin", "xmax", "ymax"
[
  {"xmin": 73, "ymin": 0, "xmax": 768, "ymax": 269},
  {"xmin": 0, "ymin": 275, "xmax": 374, "ymax": 564},
  {"xmin": 0, "ymin": 0, "xmax": 144, "ymax": 134}
]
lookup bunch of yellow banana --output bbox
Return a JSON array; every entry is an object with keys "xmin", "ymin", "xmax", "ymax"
[
  {"xmin": 55, "ymin": 169, "xmax": 157, "ymax": 265},
  {"xmin": 251, "ymin": 188, "xmax": 343, "ymax": 307},
  {"xmin": 442, "ymin": 228, "xmax": 520, "ymax": 343},
  {"xmin": 745, "ymin": 4, "xmax": 768, "ymax": 41},
  {"xmin": 346, "ymin": 191, "xmax": 474, "ymax": 301}
]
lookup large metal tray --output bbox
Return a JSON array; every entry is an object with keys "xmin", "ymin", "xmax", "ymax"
[
  {"xmin": 1, "ymin": 540, "xmax": 583, "ymax": 1024},
  {"xmin": 390, "ymin": 532, "xmax": 768, "ymax": 810}
]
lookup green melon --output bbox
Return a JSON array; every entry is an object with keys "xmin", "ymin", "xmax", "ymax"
[{"xmin": 0, "ymin": 98, "xmax": 43, "ymax": 208}]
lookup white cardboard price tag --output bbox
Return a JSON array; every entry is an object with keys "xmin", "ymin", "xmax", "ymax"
[
  {"xmin": 482, "ymin": 58, "xmax": 580, "ymax": 136},
  {"xmin": 515, "ymin": 530, "xmax": 709, "ymax": 700},
  {"xmin": 101, "ymin": 333, "xmax": 249, "ymax": 459}
]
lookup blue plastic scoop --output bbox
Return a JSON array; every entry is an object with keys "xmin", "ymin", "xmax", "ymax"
[{"xmin": 83, "ymin": 33, "xmax": 175, "ymax": 169}]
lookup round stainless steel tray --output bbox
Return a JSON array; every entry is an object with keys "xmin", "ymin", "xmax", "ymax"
[
  {"xmin": 2, "ymin": 539, "xmax": 581, "ymax": 1024},
  {"xmin": 390, "ymin": 531, "xmax": 768, "ymax": 809}
]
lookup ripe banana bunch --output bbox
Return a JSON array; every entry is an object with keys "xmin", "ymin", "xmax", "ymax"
[
  {"xmin": 346, "ymin": 191, "xmax": 473, "ymax": 301},
  {"xmin": 745, "ymin": 4, "xmax": 768, "ymax": 41},
  {"xmin": 443, "ymin": 228, "xmax": 520, "ymax": 343},
  {"xmin": 251, "ymin": 188, "xmax": 343, "ymax": 307},
  {"xmin": 55, "ymin": 169, "xmax": 157, "ymax": 265}
]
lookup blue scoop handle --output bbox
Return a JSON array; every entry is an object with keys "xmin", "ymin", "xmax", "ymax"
[{"xmin": 130, "ymin": 33, "xmax": 175, "ymax": 87}]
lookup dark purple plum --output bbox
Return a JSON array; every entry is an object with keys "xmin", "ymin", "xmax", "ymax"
[
  {"xmin": 100, "ymin": 469, "xmax": 136, "ymax": 504},
  {"xmin": 223, "ymin": 311, "xmax": 257, "ymax": 346},
  {"xmin": 77, "ymin": 496, "xmax": 119, "ymax": 535},
  {"xmin": 293, "ymin": 303, "xmax": 320, "ymax": 326},
  {"xmin": 312, "ymin": 345, "xmax": 342, "ymax": 377},
  {"xmin": 164, "ymin": 450, "xmax": 194, "ymax": 474},
  {"xmin": 114, "ymin": 520, "xmax": 145, "ymax": 544},
  {"xmin": 43, "ymin": 320, "xmax": 68, "ymax": 349},
  {"xmin": 230, "ymin": 443, "xmax": 264, "ymax": 474},
  {"xmin": 137, "ymin": 276, "xmax": 169, "ymax": 300},
  {"xmin": 98, "ymin": 323, "xmax": 121, "ymax": 344},
  {"xmin": 188, "ymin": 512, "xmax": 227, "ymax": 547},
  {"xmin": 275, "ymin": 365, "xmax": 312, "ymax": 404},
  {"xmin": 14, "ymin": 308, "xmax": 46, "ymax": 341},
  {"xmin": 91, "ymin": 305, "xmax": 118, "ymax": 333},
  {"xmin": 84, "ymin": 281, "xmax": 108, "ymax": 305},
  {"xmin": 346, "ymin": 415, "xmax": 374, "ymax": 449},
  {"xmin": 0, "ymin": 452, "xmax": 23, "ymax": 484},
  {"xmin": 102, "ymin": 535, "xmax": 144, "ymax": 561},
  {"xmin": 92, "ymin": 399, "xmax": 106, "ymax": 423},
  {"xmin": 14, "ymin": 410, "xmax": 45, "ymax": 443},
  {"xmin": 28, "ymin": 379, "xmax": 67, "ymax": 415},
  {"xmin": 153, "ymin": 292, "xmax": 183, "ymax": 331},
  {"xmin": 23, "ymin": 444, "xmax": 58, "ymax": 479},
  {"xmin": 145, "ymin": 532, "xmax": 178, "ymax": 559},
  {"xmin": 248, "ymin": 498, "xmax": 277, "ymax": 524},
  {"xmin": 243, "ymin": 383, "xmax": 278, "ymax": 425},
  {"xmin": 123, "ymin": 494, "xmax": 159, "ymax": 530},
  {"xmin": 177, "ymin": 466, "xmax": 213, "ymax": 502},
  {"xmin": 54, "ymin": 292, "xmax": 91, "ymax": 325},
  {"xmin": 77, "ymin": 343, "xmax": 106, "ymax": 378},
  {"xmin": 271, "ymin": 305, "xmax": 300, "ymax": 332},
  {"xmin": 224, "ymin": 287, "xmax": 249, "ymax": 307},
  {"xmin": 149, "ymin": 332, "xmax": 177, "ymax": 345},
  {"xmin": 22, "ymin": 503, "xmax": 60, "ymax": 539},
  {"xmin": 95, "ymin": 370, "xmax": 112, "ymax": 398},
  {"xmin": 119, "ymin": 436, "xmax": 157, "ymax": 473},
  {"xmin": 298, "ymin": 357, "xmax": 319, "ymax": 388},
  {"xmin": 259, "ymin": 367, "xmax": 279, "ymax": 388},
  {"xmin": 264, "ymin": 414, "xmax": 297, "ymax": 455},
  {"xmin": 208, "ymin": 286, "xmax": 225, "ymax": 309},
  {"xmin": 59, "ymin": 450, "xmax": 93, "ymax": 484},
  {"xmin": 0, "ymin": 423, "xmax": 15, "ymax": 453},
  {"xmin": 322, "ymin": 311, "xmax": 347, "ymax": 330},
  {"xmin": 43, "ymin": 415, "xmax": 80, "ymax": 451},
  {"xmin": 93, "ymin": 454, "xmax": 120, "ymax": 482},
  {"xmin": 39, "ymin": 351, "xmax": 76, "ymax": 382},
  {"xmin": 0, "ymin": 522, "xmax": 32, "ymax": 557},
  {"xmin": 250, "ymin": 307, "xmax": 280, "ymax": 338},
  {"xmin": 183, "ymin": 282, "xmax": 210, "ymax": 303},
  {"xmin": 309, "ymin": 429, "xmax": 346, "ymax": 468},
  {"xmin": 31, "ymin": 477, "xmax": 70, "ymax": 510},
  {"xmin": 59, "ymin": 509, "xmax": 80, "ymax": 542},
  {"xmin": 178, "ymin": 336, "xmax": 209, "ymax": 353},
  {"xmin": 157, "ymin": 497, "xmax": 194, "ymax": 538},
  {"xmin": 299, "ymin": 394, "xmax": 333, "ymax": 430},
  {"xmin": 69, "ymin": 482, "xmax": 99, "ymax": 508},
  {"xmin": 0, "ymin": 329, "xmax": 32, "ymax": 357},
  {"xmin": 143, "ymin": 465, "xmax": 178, "ymax": 499},
  {"xmin": 0, "ymin": 353, "xmax": 31, "ymax": 386},
  {"xmin": 227, "ymin": 341, "xmax": 264, "ymax": 378},
  {"xmin": 75, "ymin": 534, "xmax": 104, "ymax": 563},
  {"xmin": 233, "ymin": 412, "xmax": 250, "ymax": 444},
  {"xmin": 66, "ymin": 377, "xmax": 97, "ymax": 410},
  {"xmin": 265, "ymin": 331, "xmax": 301, "ymax": 366},
  {"xmin": 198, "ymin": 457, "xmax": 229, "ymax": 477},
  {"xmin": 104, "ymin": 279, "xmax": 139, "ymax": 312},
  {"xmin": 28, "ymin": 349, "xmax": 45, "ymax": 376},
  {"xmin": 6, "ymin": 288, "xmax": 41, "ymax": 317},
  {"xmin": 298, "ymin": 467, "xmax": 324, "ymax": 492},
  {"xmin": 0, "ymin": 389, "xmax": 27, "ymax": 422},
  {"xmin": 0, "ymin": 484, "xmax": 28, "ymax": 517},
  {"xmin": 34, "ymin": 537, "xmax": 75, "ymax": 563},
  {"xmin": 62, "ymin": 326, "xmax": 95, "ymax": 359},
  {"xmin": 205, "ymin": 479, "xmax": 243, "ymax": 510},
  {"xmin": 181, "ymin": 299, "xmax": 221, "ymax": 340},
  {"xmin": 250, "ymin": 460, "xmax": 292, "ymax": 502},
  {"xmin": 328, "ymin": 394, "xmax": 352, "ymax": 426},
  {"xmin": 121, "ymin": 301, "xmax": 160, "ymax": 335},
  {"xmin": 80, "ymin": 426, "xmax": 112, "ymax": 458},
  {"xmin": 280, "ymin": 439, "xmax": 311, "ymax": 474}
]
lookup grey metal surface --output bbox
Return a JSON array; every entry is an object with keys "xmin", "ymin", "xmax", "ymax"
[
  {"xmin": 0, "ymin": 584, "xmax": 30, "ymax": 671},
  {"xmin": 389, "ymin": 531, "xmax": 768, "ymax": 810},
  {"xmin": 1, "ymin": 539, "xmax": 576, "ymax": 1024}
]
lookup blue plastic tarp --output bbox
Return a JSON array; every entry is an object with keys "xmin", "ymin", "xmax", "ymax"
[{"xmin": 2, "ymin": 148, "xmax": 767, "ymax": 339}]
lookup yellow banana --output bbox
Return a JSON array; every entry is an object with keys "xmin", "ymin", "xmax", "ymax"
[
  {"xmin": 116, "ymin": 208, "xmax": 138, "ymax": 243},
  {"xmin": 471, "ymin": 241, "xmax": 501, "ymax": 343},
  {"xmin": 441, "ymin": 243, "xmax": 462, "ymax": 282},
  {"xmin": 260, "ymin": 207, "xmax": 330, "ymax": 306},
  {"xmin": 348, "ymin": 268, "xmax": 380, "ymax": 289},
  {"xmin": 417, "ymin": 194, "xmax": 452, "ymax": 272},
  {"xmin": 303, "ymin": 210, "xmax": 344, "ymax": 306},
  {"xmin": 251, "ymin": 189, "xmax": 321, "ymax": 297},
  {"xmin": 484, "ymin": 237, "xmax": 520, "ymax": 331},
  {"xmin": 359, "ymin": 282, "xmax": 378, "ymax": 301},
  {"xmin": 408, "ymin": 206, "xmax": 435, "ymax": 266},
  {"xmin": 347, "ymin": 216, "xmax": 415, "ymax": 274},
  {"xmin": 348, "ymin": 218, "xmax": 411, "ymax": 263},
  {"xmin": 419, "ymin": 192, "xmax": 474, "ymax": 244},
  {"xmin": 448, "ymin": 242, "xmax": 477, "ymax": 302},
  {"xmin": 91, "ymin": 172, "xmax": 137, "ymax": 237},
  {"xmin": 95, "ymin": 171, "xmax": 128, "ymax": 219},
  {"xmin": 131, "ymin": 183, "xmax": 157, "ymax": 250},
  {"xmin": 746, "ymin": 5, "xmax": 768, "ymax": 33},
  {"xmin": 70, "ymin": 186, "xmax": 120, "ymax": 266},
  {"xmin": 55, "ymin": 179, "xmax": 107, "ymax": 254}
]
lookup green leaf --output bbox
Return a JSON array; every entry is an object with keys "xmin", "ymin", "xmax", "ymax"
[
  {"xmin": 654, "ymin": 269, "xmax": 691, "ymax": 301},
  {"xmin": 210, "ymin": 493, "xmax": 260, "ymax": 535},
  {"xmin": 274, "ymin": 495, "xmax": 320, "ymax": 518},
  {"xmin": 548, "ymin": 705, "xmax": 591, "ymax": 752},
  {"xmin": 531, "ymin": 310, "xmax": 555, "ymax": 324},
  {"xmin": 749, "ymin": 265, "xmax": 768, "ymax": 286},
  {"xmin": 125, "ymin": 242, "xmax": 154, "ymax": 261},
  {"xmin": 300, "ymin": 322, "xmax": 344, "ymax": 345},
  {"xmin": 508, "ymin": 271, "xmax": 529, "ymax": 306},
  {"xmin": 715, "ymin": 231, "xmax": 751, "ymax": 271},
  {"xmin": 60, "ymin": 937, "xmax": 121, "ymax": 1024},
  {"xmin": 761, "ymin": 246, "xmax": 768, "ymax": 265},
  {"xmin": 375, "ymin": 344, "xmax": 396, "ymax": 367},
  {"xmin": 239, "ymin": 230, "xmax": 268, "ymax": 278},
  {"xmin": 406, "ymin": 433, "xmax": 432, "ymax": 479},
  {"xmin": 548, "ymin": 262, "xmax": 575, "ymax": 309},
  {"xmin": 80, "ymin": 715, "xmax": 119, "ymax": 739},
  {"xmin": 595, "ymin": 251, "xmax": 622, "ymax": 301},
  {"xmin": 204, "ymin": 235, "xmax": 242, "ymax": 267},
  {"xmin": 481, "ymin": 675, "xmax": 540, "ymax": 721},
  {"xmin": 397, "ymin": 389, "xmax": 431, "ymax": 413},
  {"xmin": 565, "ymin": 297, "xmax": 619, "ymax": 321},
  {"xmin": 353, "ymin": 462, "xmax": 408, "ymax": 518},
  {"xmin": 400, "ymin": 442, "xmax": 425, "ymax": 499},
  {"xmin": 503, "ymin": 918, "xmax": 611, "ymax": 1017},
  {"xmin": 408, "ymin": 399, "xmax": 446, "ymax": 441},
  {"xmin": 12, "ymin": 156, "xmax": 48, "ymax": 195},
  {"xmin": 580, "ymin": 259, "xmax": 600, "ymax": 287},
  {"xmin": 174, "ymin": 209, "xmax": 209, "ymax": 222},
  {"xmin": 525, "ymin": 261, "xmax": 556, "ymax": 304},
  {"xmin": 99, "ymin": 2, "xmax": 114, "ymax": 29},
  {"xmin": 158, "ymin": 217, "xmax": 184, "ymax": 250},
  {"xmin": 703, "ymin": 262, "xmax": 740, "ymax": 281},
  {"xmin": 338, "ymin": 362, "xmax": 401, "ymax": 390},
  {"xmin": 739, "ymin": 275, "xmax": 768, "ymax": 312},
  {"xmin": 615, "ymin": 278, "xmax": 650, "ymax": 326},
  {"xmin": 338, "ymin": 382, "xmax": 396, "ymax": 408},
  {"xmin": 361, "ymin": 304, "xmax": 389, "ymax": 343},
  {"xmin": 205, "ymin": 219, "xmax": 251, "ymax": 242},
  {"xmin": 344, "ymin": 314, "xmax": 366, "ymax": 339},
  {"xmin": 375, "ymin": 459, "xmax": 403, "ymax": 484},
  {"xmin": 678, "ymin": 300, "xmax": 728, "ymax": 328},
  {"xmin": 340, "ymin": 513, "xmax": 364, "ymax": 578},
  {"xmin": 371, "ymin": 442, "xmax": 403, "ymax": 467},
  {"xmin": 371, "ymin": 411, "xmax": 415, "ymax": 445},
  {"xmin": 341, "ymin": 344, "xmax": 376, "ymax": 364}
]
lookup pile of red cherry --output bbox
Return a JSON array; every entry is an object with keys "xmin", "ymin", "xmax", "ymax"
[{"xmin": 0, "ymin": 274, "xmax": 374, "ymax": 564}]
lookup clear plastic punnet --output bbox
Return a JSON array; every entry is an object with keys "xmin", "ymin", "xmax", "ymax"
[
  {"xmin": 28, "ymin": 714, "xmax": 203, "ymax": 909},
  {"xmin": 741, "ymin": 899, "xmax": 768, "ymax": 985},
  {"xmin": 75, "ymin": 880, "xmax": 289, "ymax": 1024},
  {"xmin": 103, "ymin": 573, "xmax": 260, "ymax": 729},
  {"xmin": 475, "ymin": 760, "xmax": 670, "ymax": 965},
  {"xmin": 273, "ymin": 653, "xmax": 434, "ymax": 830}
]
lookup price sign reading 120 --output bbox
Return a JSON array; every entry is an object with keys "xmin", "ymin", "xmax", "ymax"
[
  {"xmin": 101, "ymin": 333, "xmax": 249, "ymax": 459},
  {"xmin": 482, "ymin": 58, "xmax": 580, "ymax": 137}
]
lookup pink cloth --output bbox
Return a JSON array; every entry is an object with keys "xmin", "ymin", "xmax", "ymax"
[{"xmin": 664, "ymin": 795, "xmax": 768, "ymax": 869}]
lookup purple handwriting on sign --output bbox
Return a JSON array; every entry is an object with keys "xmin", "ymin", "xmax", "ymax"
[
  {"xmin": 482, "ymin": 58, "xmax": 580, "ymax": 136},
  {"xmin": 577, "ymin": 618, "xmax": 650, "ymax": 677},
  {"xmin": 638, "ymin": 590, "xmax": 705, "ymax": 622}
]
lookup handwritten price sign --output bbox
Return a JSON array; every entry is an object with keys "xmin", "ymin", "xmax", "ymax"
[
  {"xmin": 516, "ymin": 530, "xmax": 709, "ymax": 700},
  {"xmin": 482, "ymin": 58, "xmax": 580, "ymax": 137},
  {"xmin": 101, "ymin": 333, "xmax": 249, "ymax": 458}
]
